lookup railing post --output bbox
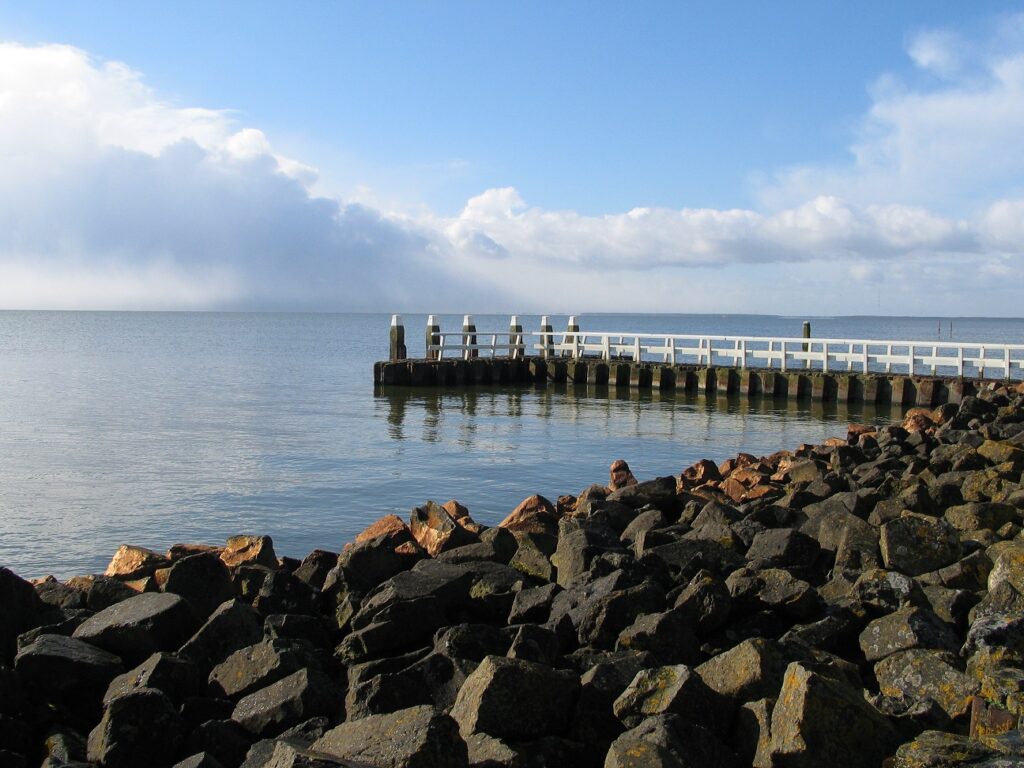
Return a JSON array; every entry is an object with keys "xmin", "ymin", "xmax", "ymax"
[
  {"xmin": 862, "ymin": 343, "xmax": 869, "ymax": 374},
  {"xmin": 425, "ymin": 314, "xmax": 440, "ymax": 361},
  {"xmin": 1005, "ymin": 346, "xmax": 1011, "ymax": 381},
  {"xmin": 389, "ymin": 314, "xmax": 407, "ymax": 361},
  {"xmin": 957, "ymin": 345, "xmax": 964, "ymax": 377},
  {"xmin": 908, "ymin": 345, "xmax": 914, "ymax": 376},
  {"xmin": 667, "ymin": 335, "xmax": 675, "ymax": 364},
  {"xmin": 781, "ymin": 340, "xmax": 787, "ymax": 372},
  {"xmin": 509, "ymin": 315, "xmax": 523, "ymax": 359},
  {"xmin": 739, "ymin": 339, "xmax": 746, "ymax": 369},
  {"xmin": 602, "ymin": 335, "xmax": 611, "ymax": 361},
  {"xmin": 886, "ymin": 344, "xmax": 893, "ymax": 373},
  {"xmin": 633, "ymin": 336, "xmax": 641, "ymax": 362},
  {"xmin": 980, "ymin": 345, "xmax": 986, "ymax": 378},
  {"xmin": 932, "ymin": 346, "xmax": 937, "ymax": 375},
  {"xmin": 540, "ymin": 316, "xmax": 553, "ymax": 359},
  {"xmin": 462, "ymin": 314, "xmax": 477, "ymax": 360}
]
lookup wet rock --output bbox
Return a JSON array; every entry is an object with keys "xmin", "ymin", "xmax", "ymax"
[
  {"xmin": 612, "ymin": 664, "xmax": 730, "ymax": 733},
  {"xmin": 313, "ymin": 705, "xmax": 467, "ymax": 767},
  {"xmin": 104, "ymin": 651, "xmax": 203, "ymax": 706},
  {"xmin": 767, "ymin": 662, "xmax": 899, "ymax": 768},
  {"xmin": 880, "ymin": 513, "xmax": 962, "ymax": 576},
  {"xmin": 73, "ymin": 592, "xmax": 199, "ymax": 665},
  {"xmin": 231, "ymin": 668, "xmax": 341, "ymax": 739},
  {"xmin": 450, "ymin": 655, "xmax": 579, "ymax": 740},
  {"xmin": 874, "ymin": 649, "xmax": 978, "ymax": 720},
  {"xmin": 605, "ymin": 714, "xmax": 739, "ymax": 768},
  {"xmin": 178, "ymin": 598, "xmax": 265, "ymax": 671},
  {"xmin": 410, "ymin": 501, "xmax": 479, "ymax": 557},
  {"xmin": 221, "ymin": 536, "xmax": 279, "ymax": 569},
  {"xmin": 859, "ymin": 607, "xmax": 960, "ymax": 662},
  {"xmin": 104, "ymin": 545, "xmax": 171, "ymax": 580},
  {"xmin": 87, "ymin": 687, "xmax": 185, "ymax": 768}
]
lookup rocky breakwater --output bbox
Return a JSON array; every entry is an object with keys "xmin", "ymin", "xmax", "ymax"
[{"xmin": 3, "ymin": 386, "xmax": 1024, "ymax": 767}]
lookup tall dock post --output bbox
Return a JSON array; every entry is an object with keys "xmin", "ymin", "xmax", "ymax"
[
  {"xmin": 389, "ymin": 314, "xmax": 407, "ymax": 361},
  {"xmin": 462, "ymin": 315, "xmax": 478, "ymax": 359},
  {"xmin": 565, "ymin": 315, "xmax": 580, "ymax": 358},
  {"xmin": 803, "ymin": 321, "xmax": 811, "ymax": 370},
  {"xmin": 425, "ymin": 315, "xmax": 440, "ymax": 360},
  {"xmin": 540, "ymin": 316, "xmax": 554, "ymax": 359},
  {"xmin": 509, "ymin": 315, "xmax": 523, "ymax": 359}
]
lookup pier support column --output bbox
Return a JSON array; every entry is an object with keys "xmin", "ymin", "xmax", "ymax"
[
  {"xmin": 390, "ymin": 315, "xmax": 407, "ymax": 361},
  {"xmin": 629, "ymin": 364, "xmax": 652, "ymax": 389},
  {"xmin": 612, "ymin": 363, "xmax": 631, "ymax": 388},
  {"xmin": 891, "ymin": 376, "xmax": 915, "ymax": 405},
  {"xmin": 916, "ymin": 378, "xmax": 939, "ymax": 407},
  {"xmin": 836, "ymin": 374, "xmax": 853, "ymax": 403},
  {"xmin": 697, "ymin": 368, "xmax": 715, "ymax": 395},
  {"xmin": 569, "ymin": 361, "xmax": 588, "ymax": 384},
  {"xmin": 547, "ymin": 360, "xmax": 567, "ymax": 383},
  {"xmin": 565, "ymin": 315, "xmax": 580, "ymax": 359},
  {"xmin": 862, "ymin": 375, "xmax": 880, "ymax": 404},
  {"xmin": 947, "ymin": 379, "xmax": 972, "ymax": 404},
  {"xmin": 529, "ymin": 358, "xmax": 547, "ymax": 383},
  {"xmin": 742, "ymin": 370, "xmax": 761, "ymax": 397},
  {"xmin": 653, "ymin": 365, "xmax": 675, "ymax": 390},
  {"xmin": 787, "ymin": 373, "xmax": 809, "ymax": 399},
  {"xmin": 716, "ymin": 368, "xmax": 737, "ymax": 396},
  {"xmin": 587, "ymin": 361, "xmax": 609, "ymax": 385}
]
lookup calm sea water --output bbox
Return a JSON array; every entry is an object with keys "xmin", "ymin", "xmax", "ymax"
[{"xmin": 1, "ymin": 311, "xmax": 1021, "ymax": 579}]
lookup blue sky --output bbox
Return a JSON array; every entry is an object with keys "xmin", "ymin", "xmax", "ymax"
[{"xmin": 1, "ymin": 3, "xmax": 1023, "ymax": 314}]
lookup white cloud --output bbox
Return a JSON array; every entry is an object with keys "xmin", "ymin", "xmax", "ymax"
[{"xmin": 1, "ymin": 23, "xmax": 1023, "ymax": 316}]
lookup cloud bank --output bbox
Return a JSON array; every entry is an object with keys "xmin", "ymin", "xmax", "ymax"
[{"xmin": 1, "ymin": 21, "xmax": 1023, "ymax": 315}]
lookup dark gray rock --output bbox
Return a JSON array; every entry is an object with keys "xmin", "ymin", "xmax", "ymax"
[
  {"xmin": 673, "ymin": 569, "xmax": 732, "ymax": 635},
  {"xmin": 162, "ymin": 553, "xmax": 234, "ymax": 619},
  {"xmin": 293, "ymin": 550, "xmax": 339, "ymax": 590},
  {"xmin": 0, "ymin": 567, "xmax": 48, "ymax": 663},
  {"xmin": 178, "ymin": 598, "xmax": 265, "ymax": 671},
  {"xmin": 14, "ymin": 633, "xmax": 123, "ymax": 705},
  {"xmin": 183, "ymin": 719, "xmax": 254, "ymax": 768},
  {"xmin": 745, "ymin": 528, "xmax": 820, "ymax": 571},
  {"xmin": 614, "ymin": 608, "xmax": 698, "ymax": 666},
  {"xmin": 859, "ymin": 607, "xmax": 960, "ymax": 662},
  {"xmin": 72, "ymin": 592, "xmax": 199, "ymax": 665},
  {"xmin": 605, "ymin": 714, "xmax": 739, "ymax": 768},
  {"xmin": 231, "ymin": 668, "xmax": 342, "ymax": 739},
  {"xmin": 450, "ymin": 656, "xmax": 580, "ymax": 741},
  {"xmin": 104, "ymin": 651, "xmax": 203, "ymax": 705},
  {"xmin": 210, "ymin": 638, "xmax": 324, "ymax": 701},
  {"xmin": 879, "ymin": 514, "xmax": 961, "ymax": 576},
  {"xmin": 252, "ymin": 570, "xmax": 321, "ymax": 617},
  {"xmin": 87, "ymin": 687, "xmax": 185, "ymax": 768},
  {"xmin": 507, "ymin": 583, "xmax": 559, "ymax": 624},
  {"xmin": 172, "ymin": 753, "xmax": 226, "ymax": 768},
  {"xmin": 612, "ymin": 664, "xmax": 730, "ymax": 734},
  {"xmin": 313, "ymin": 705, "xmax": 468, "ymax": 767}
]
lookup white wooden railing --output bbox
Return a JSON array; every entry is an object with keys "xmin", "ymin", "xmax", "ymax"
[{"xmin": 416, "ymin": 315, "xmax": 1024, "ymax": 380}]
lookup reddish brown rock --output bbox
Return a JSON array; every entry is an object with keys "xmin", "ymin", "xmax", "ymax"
[
  {"xmin": 721, "ymin": 478, "xmax": 748, "ymax": 504},
  {"xmin": 355, "ymin": 514, "xmax": 412, "ymax": 544},
  {"xmin": 219, "ymin": 535, "xmax": 278, "ymax": 569},
  {"xmin": 410, "ymin": 501, "xmax": 479, "ymax": 557},
  {"xmin": 104, "ymin": 545, "xmax": 171, "ymax": 581},
  {"xmin": 683, "ymin": 459, "xmax": 722, "ymax": 485},
  {"xmin": 847, "ymin": 424, "xmax": 875, "ymax": 440},
  {"xmin": 498, "ymin": 495, "xmax": 559, "ymax": 535},
  {"xmin": 442, "ymin": 500, "xmax": 484, "ymax": 534},
  {"xmin": 902, "ymin": 408, "xmax": 936, "ymax": 433},
  {"xmin": 609, "ymin": 459, "xmax": 638, "ymax": 491}
]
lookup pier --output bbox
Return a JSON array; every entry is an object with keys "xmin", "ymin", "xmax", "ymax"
[{"xmin": 375, "ymin": 315, "xmax": 1024, "ymax": 406}]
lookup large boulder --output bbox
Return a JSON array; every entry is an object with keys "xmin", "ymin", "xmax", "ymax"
[
  {"xmin": 178, "ymin": 599, "xmax": 264, "ymax": 671},
  {"xmin": 873, "ymin": 649, "xmax": 978, "ymax": 720},
  {"xmin": 766, "ymin": 662, "xmax": 899, "ymax": 768},
  {"xmin": 612, "ymin": 665, "xmax": 730, "ymax": 734},
  {"xmin": 0, "ymin": 567, "xmax": 48, "ymax": 662},
  {"xmin": 410, "ymin": 501, "xmax": 478, "ymax": 557},
  {"xmin": 220, "ymin": 535, "xmax": 278, "ymax": 569},
  {"xmin": 73, "ymin": 592, "xmax": 200, "ymax": 665},
  {"xmin": 104, "ymin": 545, "xmax": 171, "ymax": 580},
  {"xmin": 14, "ymin": 633, "xmax": 123, "ymax": 706},
  {"xmin": 449, "ymin": 656, "xmax": 580, "ymax": 741},
  {"xmin": 604, "ymin": 714, "xmax": 739, "ymax": 768},
  {"xmin": 209, "ymin": 638, "xmax": 324, "ymax": 701},
  {"xmin": 160, "ymin": 553, "xmax": 234, "ymax": 619},
  {"xmin": 879, "ymin": 514, "xmax": 961, "ymax": 576},
  {"xmin": 104, "ymin": 651, "xmax": 204, "ymax": 706},
  {"xmin": 859, "ymin": 607, "xmax": 960, "ymax": 662},
  {"xmin": 87, "ymin": 687, "xmax": 185, "ymax": 768},
  {"xmin": 312, "ymin": 705, "xmax": 468, "ymax": 768},
  {"xmin": 230, "ymin": 668, "xmax": 341, "ymax": 739}
]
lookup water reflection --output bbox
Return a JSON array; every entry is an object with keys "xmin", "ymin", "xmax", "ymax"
[{"xmin": 377, "ymin": 384, "xmax": 903, "ymax": 455}]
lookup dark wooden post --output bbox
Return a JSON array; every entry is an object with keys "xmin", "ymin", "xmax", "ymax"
[
  {"xmin": 509, "ymin": 315, "xmax": 523, "ymax": 359},
  {"xmin": 462, "ymin": 314, "xmax": 478, "ymax": 359},
  {"xmin": 425, "ymin": 314, "xmax": 440, "ymax": 360}
]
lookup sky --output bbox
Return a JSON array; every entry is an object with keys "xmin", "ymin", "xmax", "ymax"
[{"xmin": 1, "ymin": 2, "xmax": 1023, "ymax": 315}]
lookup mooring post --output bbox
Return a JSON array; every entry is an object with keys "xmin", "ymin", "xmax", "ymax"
[
  {"xmin": 462, "ymin": 315, "xmax": 478, "ymax": 360},
  {"xmin": 566, "ymin": 315, "xmax": 580, "ymax": 358},
  {"xmin": 425, "ymin": 314, "xmax": 441, "ymax": 360},
  {"xmin": 540, "ymin": 315, "xmax": 553, "ymax": 359},
  {"xmin": 509, "ymin": 315, "xmax": 523, "ymax": 360},
  {"xmin": 389, "ymin": 314, "xmax": 407, "ymax": 361},
  {"xmin": 803, "ymin": 321, "xmax": 811, "ymax": 370}
]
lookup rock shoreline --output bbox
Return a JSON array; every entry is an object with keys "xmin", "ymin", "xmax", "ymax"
[{"xmin": 2, "ymin": 384, "xmax": 1024, "ymax": 767}]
